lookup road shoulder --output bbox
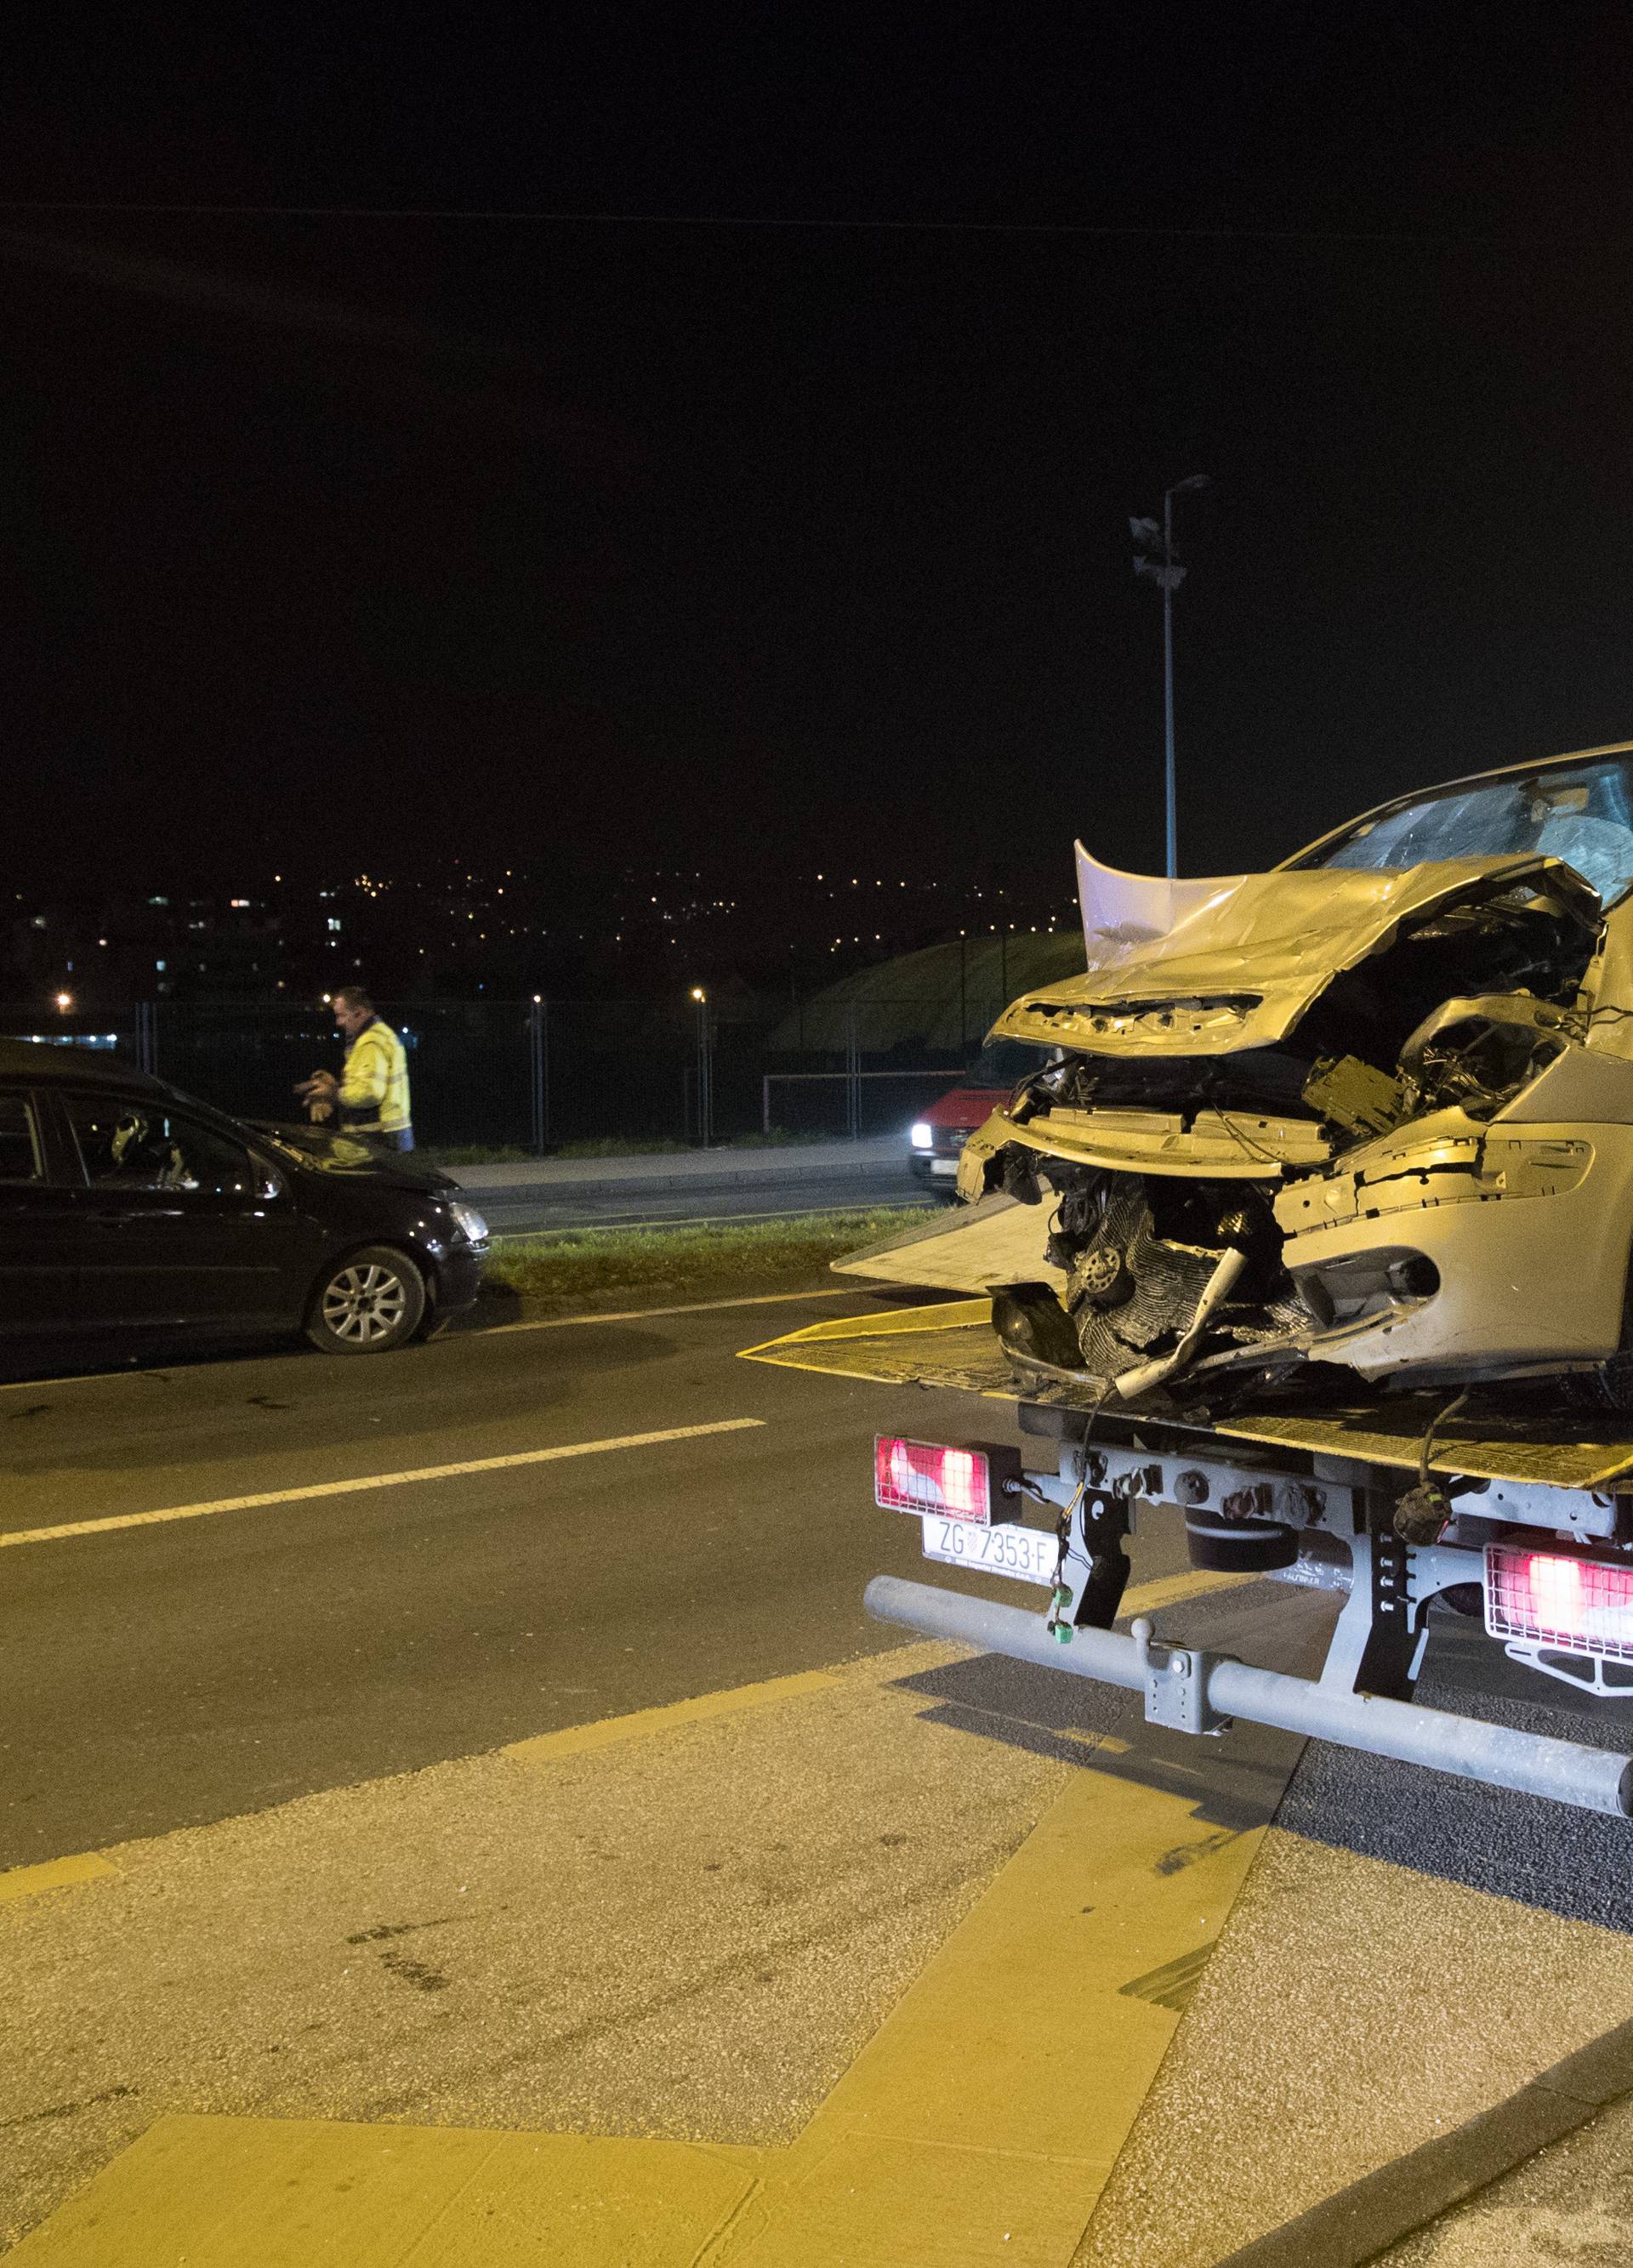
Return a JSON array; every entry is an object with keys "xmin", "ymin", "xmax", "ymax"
[{"xmin": 3, "ymin": 1578, "xmax": 1300, "ymax": 2265}]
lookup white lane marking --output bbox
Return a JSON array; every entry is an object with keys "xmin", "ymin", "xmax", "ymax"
[
  {"xmin": 0, "ymin": 1365, "xmax": 144, "ymax": 1395},
  {"xmin": 0, "ymin": 1419, "xmax": 765, "ymax": 1551}
]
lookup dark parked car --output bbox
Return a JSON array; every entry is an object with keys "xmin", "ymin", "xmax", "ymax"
[{"xmin": 0, "ymin": 1040, "xmax": 488, "ymax": 1357}]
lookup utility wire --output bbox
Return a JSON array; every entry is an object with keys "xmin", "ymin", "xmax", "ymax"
[{"xmin": 0, "ymin": 201, "xmax": 1585, "ymax": 247}]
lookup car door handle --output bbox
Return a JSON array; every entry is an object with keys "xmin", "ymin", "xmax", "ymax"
[{"xmin": 88, "ymin": 1211, "xmax": 134, "ymax": 1227}]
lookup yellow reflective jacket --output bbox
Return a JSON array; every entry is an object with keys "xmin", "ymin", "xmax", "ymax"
[{"xmin": 338, "ymin": 1017, "xmax": 412, "ymax": 1134}]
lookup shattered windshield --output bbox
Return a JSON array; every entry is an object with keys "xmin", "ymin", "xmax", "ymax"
[{"xmin": 1294, "ymin": 755, "xmax": 1633, "ymax": 906}]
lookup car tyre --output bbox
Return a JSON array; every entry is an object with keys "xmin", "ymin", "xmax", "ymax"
[{"xmin": 306, "ymin": 1246, "xmax": 425, "ymax": 1356}]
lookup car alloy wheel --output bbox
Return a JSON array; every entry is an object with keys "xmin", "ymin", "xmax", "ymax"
[{"xmin": 307, "ymin": 1245, "xmax": 425, "ymax": 1355}]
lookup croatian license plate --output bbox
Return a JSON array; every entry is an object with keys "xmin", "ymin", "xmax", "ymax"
[
  {"xmin": 921, "ymin": 1515, "xmax": 1057, "ymax": 1586},
  {"xmin": 930, "ymin": 1157, "xmax": 959, "ymax": 1177}
]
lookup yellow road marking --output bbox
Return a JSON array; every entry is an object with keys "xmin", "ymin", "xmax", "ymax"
[
  {"xmin": 502, "ymin": 1668, "xmax": 841, "ymax": 1766},
  {"xmin": 481, "ymin": 1284, "xmax": 863, "ymax": 1334},
  {"xmin": 0, "ymin": 1851, "xmax": 118, "ymax": 1905},
  {"xmin": 502, "ymin": 1565, "xmax": 1254, "ymax": 1765},
  {"xmin": 4, "ymin": 2116, "xmax": 760, "ymax": 2266},
  {"xmin": 0, "ymin": 1418, "xmax": 765, "ymax": 1551},
  {"xmin": 1115, "ymin": 1565, "xmax": 1262, "ymax": 1617},
  {"xmin": 720, "ymin": 1749, "xmax": 1294, "ymax": 2265},
  {"xmin": 504, "ymin": 1569, "xmax": 1254, "ymax": 1765}
]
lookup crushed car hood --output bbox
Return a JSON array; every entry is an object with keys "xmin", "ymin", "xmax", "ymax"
[{"xmin": 988, "ymin": 844, "xmax": 1600, "ymax": 1058}]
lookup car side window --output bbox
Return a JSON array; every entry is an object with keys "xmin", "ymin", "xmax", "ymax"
[
  {"xmin": 63, "ymin": 1095, "xmax": 258, "ymax": 1197},
  {"xmin": 0, "ymin": 1094, "xmax": 43, "ymax": 1183}
]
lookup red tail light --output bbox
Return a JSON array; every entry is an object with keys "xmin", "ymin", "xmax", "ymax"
[
  {"xmin": 1485, "ymin": 1544, "xmax": 1633, "ymax": 1663},
  {"xmin": 875, "ymin": 1436, "xmax": 994, "ymax": 1524}
]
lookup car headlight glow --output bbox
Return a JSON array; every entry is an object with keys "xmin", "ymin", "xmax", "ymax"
[
  {"xmin": 910, "ymin": 1122, "xmax": 933, "ymax": 1150},
  {"xmin": 451, "ymin": 1202, "xmax": 489, "ymax": 1245}
]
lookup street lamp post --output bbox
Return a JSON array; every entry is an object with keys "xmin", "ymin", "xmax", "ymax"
[
  {"xmin": 1131, "ymin": 475, "xmax": 1211, "ymax": 878},
  {"xmin": 690, "ymin": 986, "xmax": 712, "ymax": 1145},
  {"xmin": 529, "ymin": 995, "xmax": 549, "ymax": 1155}
]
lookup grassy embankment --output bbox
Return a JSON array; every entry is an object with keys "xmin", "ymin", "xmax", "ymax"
[{"xmin": 482, "ymin": 1205, "xmax": 930, "ymax": 1313}]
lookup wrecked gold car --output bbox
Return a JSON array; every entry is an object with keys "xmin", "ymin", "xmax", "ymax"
[{"xmin": 844, "ymin": 742, "xmax": 1633, "ymax": 1413}]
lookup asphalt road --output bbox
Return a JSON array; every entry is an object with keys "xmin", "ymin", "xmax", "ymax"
[
  {"xmin": 0, "ymin": 1286, "xmax": 1124, "ymax": 1871},
  {"xmin": 14, "ymin": 1282, "xmax": 1633, "ymax": 2263},
  {"xmin": 7, "ymin": 1288, "xmax": 1633, "ymax": 1906}
]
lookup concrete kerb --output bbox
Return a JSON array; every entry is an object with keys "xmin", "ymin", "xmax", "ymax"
[
  {"xmin": 1210, "ymin": 2015, "xmax": 1633, "ymax": 2268},
  {"xmin": 449, "ymin": 1138, "xmax": 902, "ymax": 1200}
]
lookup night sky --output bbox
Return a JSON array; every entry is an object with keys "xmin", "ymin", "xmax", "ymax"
[{"xmin": 8, "ymin": 10, "xmax": 1633, "ymax": 903}]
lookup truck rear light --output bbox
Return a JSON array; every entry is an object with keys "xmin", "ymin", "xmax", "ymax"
[
  {"xmin": 874, "ymin": 1436, "xmax": 1019, "ymax": 1525},
  {"xmin": 1485, "ymin": 1543, "xmax": 1633, "ymax": 1663}
]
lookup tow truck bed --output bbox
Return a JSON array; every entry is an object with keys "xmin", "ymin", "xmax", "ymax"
[{"xmin": 741, "ymin": 1296, "xmax": 1633, "ymax": 1491}]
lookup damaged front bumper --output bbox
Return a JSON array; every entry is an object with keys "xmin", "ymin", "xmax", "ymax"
[
  {"xmin": 1270, "ymin": 1118, "xmax": 1633, "ymax": 1380},
  {"xmin": 947, "ymin": 1107, "xmax": 1633, "ymax": 1393}
]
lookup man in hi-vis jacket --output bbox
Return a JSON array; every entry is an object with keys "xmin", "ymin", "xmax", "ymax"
[{"xmin": 297, "ymin": 984, "xmax": 414, "ymax": 1151}]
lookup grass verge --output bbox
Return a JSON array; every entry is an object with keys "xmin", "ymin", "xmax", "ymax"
[{"xmin": 483, "ymin": 1205, "xmax": 930, "ymax": 1311}]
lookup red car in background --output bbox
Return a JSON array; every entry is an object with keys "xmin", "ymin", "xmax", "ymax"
[{"xmin": 908, "ymin": 1083, "xmax": 1010, "ymax": 1191}]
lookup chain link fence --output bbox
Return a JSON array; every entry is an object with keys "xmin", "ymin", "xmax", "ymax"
[{"xmin": 0, "ymin": 992, "xmax": 1033, "ymax": 1151}]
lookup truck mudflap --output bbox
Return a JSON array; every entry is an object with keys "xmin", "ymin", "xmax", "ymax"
[{"xmin": 743, "ymin": 1299, "xmax": 1633, "ymax": 1816}]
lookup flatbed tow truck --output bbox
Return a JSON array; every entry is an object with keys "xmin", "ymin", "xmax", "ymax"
[{"xmin": 743, "ymin": 1296, "xmax": 1633, "ymax": 1819}]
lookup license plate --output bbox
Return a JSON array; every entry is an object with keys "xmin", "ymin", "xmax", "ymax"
[
  {"xmin": 921, "ymin": 1515, "xmax": 1058, "ymax": 1586},
  {"xmin": 930, "ymin": 1157, "xmax": 959, "ymax": 1177}
]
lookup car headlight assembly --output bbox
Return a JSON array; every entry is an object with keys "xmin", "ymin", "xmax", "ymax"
[
  {"xmin": 450, "ymin": 1202, "xmax": 490, "ymax": 1246},
  {"xmin": 910, "ymin": 1122, "xmax": 934, "ymax": 1150}
]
